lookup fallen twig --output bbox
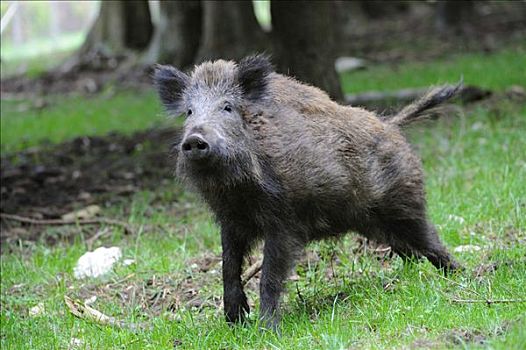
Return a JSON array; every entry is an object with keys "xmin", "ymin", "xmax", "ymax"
[
  {"xmin": 64, "ymin": 295, "xmax": 148, "ymax": 331},
  {"xmin": 424, "ymin": 270, "xmax": 484, "ymax": 298},
  {"xmin": 295, "ymin": 283, "xmax": 306, "ymax": 307},
  {"xmin": 345, "ymin": 87, "xmax": 429, "ymax": 107},
  {"xmin": 423, "ymin": 270, "xmax": 525, "ymax": 307},
  {"xmin": 345, "ymin": 85, "xmax": 491, "ymax": 109},
  {"xmin": 241, "ymin": 259, "xmax": 263, "ymax": 286},
  {"xmin": 0, "ymin": 212, "xmax": 134, "ymax": 234},
  {"xmin": 64, "ymin": 295, "xmax": 120, "ymax": 326},
  {"xmin": 85, "ymin": 227, "xmax": 111, "ymax": 250},
  {"xmin": 451, "ymin": 298, "xmax": 526, "ymax": 305},
  {"xmin": 105, "ymin": 273, "xmax": 136, "ymax": 288}
]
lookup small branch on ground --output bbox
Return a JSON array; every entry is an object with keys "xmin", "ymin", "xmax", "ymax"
[
  {"xmin": 241, "ymin": 259, "xmax": 263, "ymax": 286},
  {"xmin": 295, "ymin": 283, "xmax": 306, "ymax": 307},
  {"xmin": 426, "ymin": 270, "xmax": 484, "ymax": 298},
  {"xmin": 345, "ymin": 85, "xmax": 492, "ymax": 109},
  {"xmin": 65, "ymin": 295, "xmax": 119, "ymax": 326},
  {"xmin": 450, "ymin": 298, "xmax": 526, "ymax": 306},
  {"xmin": 0, "ymin": 213, "xmax": 134, "ymax": 234},
  {"xmin": 64, "ymin": 295, "xmax": 148, "ymax": 331},
  {"xmin": 85, "ymin": 227, "xmax": 111, "ymax": 250},
  {"xmin": 105, "ymin": 273, "xmax": 136, "ymax": 288}
]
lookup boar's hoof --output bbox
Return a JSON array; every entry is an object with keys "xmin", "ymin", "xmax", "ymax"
[{"xmin": 224, "ymin": 293, "xmax": 250, "ymax": 324}]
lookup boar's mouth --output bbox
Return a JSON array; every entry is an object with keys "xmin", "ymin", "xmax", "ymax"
[{"xmin": 175, "ymin": 147, "xmax": 258, "ymax": 187}]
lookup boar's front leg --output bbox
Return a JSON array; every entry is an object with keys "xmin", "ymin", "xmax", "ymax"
[
  {"xmin": 259, "ymin": 234, "xmax": 302, "ymax": 330},
  {"xmin": 221, "ymin": 225, "xmax": 252, "ymax": 324}
]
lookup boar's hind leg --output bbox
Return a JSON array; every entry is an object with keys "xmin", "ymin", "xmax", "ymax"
[
  {"xmin": 383, "ymin": 218, "xmax": 460, "ymax": 273},
  {"xmin": 421, "ymin": 223, "xmax": 461, "ymax": 272},
  {"xmin": 259, "ymin": 235, "xmax": 303, "ymax": 330},
  {"xmin": 221, "ymin": 226, "xmax": 253, "ymax": 324}
]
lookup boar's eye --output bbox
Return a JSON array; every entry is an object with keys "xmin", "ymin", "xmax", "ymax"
[
  {"xmin": 187, "ymin": 109, "xmax": 193, "ymax": 116},
  {"xmin": 223, "ymin": 104, "xmax": 232, "ymax": 113}
]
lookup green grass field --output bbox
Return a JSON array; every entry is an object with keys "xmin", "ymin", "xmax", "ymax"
[
  {"xmin": 0, "ymin": 91, "xmax": 166, "ymax": 153},
  {"xmin": 341, "ymin": 47, "xmax": 526, "ymax": 93},
  {"xmin": 1, "ymin": 49, "xmax": 525, "ymax": 349}
]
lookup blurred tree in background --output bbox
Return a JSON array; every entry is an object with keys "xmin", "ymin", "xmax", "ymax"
[
  {"xmin": 271, "ymin": 0, "xmax": 343, "ymax": 100},
  {"xmin": 435, "ymin": 0, "xmax": 475, "ymax": 34},
  {"xmin": 2, "ymin": 0, "xmax": 525, "ymax": 99},
  {"xmin": 195, "ymin": 1, "xmax": 268, "ymax": 62},
  {"xmin": 78, "ymin": 0, "xmax": 152, "ymax": 57},
  {"xmin": 142, "ymin": 1, "xmax": 202, "ymax": 68}
]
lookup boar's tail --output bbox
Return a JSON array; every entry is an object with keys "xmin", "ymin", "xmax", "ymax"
[{"xmin": 387, "ymin": 82, "xmax": 463, "ymax": 127}]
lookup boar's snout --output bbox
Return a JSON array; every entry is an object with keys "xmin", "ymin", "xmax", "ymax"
[{"xmin": 181, "ymin": 134, "xmax": 210, "ymax": 160}]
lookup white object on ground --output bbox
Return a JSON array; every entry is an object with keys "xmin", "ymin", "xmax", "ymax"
[
  {"xmin": 68, "ymin": 337, "xmax": 84, "ymax": 350},
  {"xmin": 29, "ymin": 302, "xmax": 45, "ymax": 317},
  {"xmin": 448, "ymin": 214, "xmax": 465, "ymax": 224},
  {"xmin": 84, "ymin": 296, "xmax": 97, "ymax": 305},
  {"xmin": 454, "ymin": 245, "xmax": 481, "ymax": 253},
  {"xmin": 335, "ymin": 57, "xmax": 366, "ymax": 73},
  {"xmin": 74, "ymin": 246, "xmax": 122, "ymax": 279},
  {"xmin": 123, "ymin": 259, "xmax": 135, "ymax": 266}
]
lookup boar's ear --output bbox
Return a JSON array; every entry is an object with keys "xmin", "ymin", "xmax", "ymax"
[
  {"xmin": 153, "ymin": 64, "xmax": 190, "ymax": 114},
  {"xmin": 237, "ymin": 55, "xmax": 273, "ymax": 101}
]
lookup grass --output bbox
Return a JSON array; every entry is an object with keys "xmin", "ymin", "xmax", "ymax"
[
  {"xmin": 1, "ymin": 49, "xmax": 526, "ymax": 349},
  {"xmin": 341, "ymin": 47, "xmax": 526, "ymax": 93},
  {"xmin": 0, "ymin": 90, "xmax": 165, "ymax": 153},
  {"xmin": 1, "ymin": 48, "xmax": 524, "ymax": 154}
]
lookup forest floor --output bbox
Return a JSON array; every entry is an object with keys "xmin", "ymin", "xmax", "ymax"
[{"xmin": 1, "ymin": 33, "xmax": 526, "ymax": 350}]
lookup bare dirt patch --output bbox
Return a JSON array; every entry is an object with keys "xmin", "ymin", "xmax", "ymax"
[{"xmin": 1, "ymin": 127, "xmax": 181, "ymax": 244}]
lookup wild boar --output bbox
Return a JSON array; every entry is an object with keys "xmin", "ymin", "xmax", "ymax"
[{"xmin": 154, "ymin": 55, "xmax": 461, "ymax": 329}]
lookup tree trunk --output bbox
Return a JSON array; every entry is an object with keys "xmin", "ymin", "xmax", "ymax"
[
  {"xmin": 196, "ymin": 1, "xmax": 268, "ymax": 62},
  {"xmin": 435, "ymin": 0, "xmax": 475, "ymax": 34},
  {"xmin": 124, "ymin": 0, "xmax": 153, "ymax": 50},
  {"xmin": 79, "ymin": 0, "xmax": 152, "ymax": 56},
  {"xmin": 271, "ymin": 1, "xmax": 343, "ymax": 101},
  {"xmin": 360, "ymin": 1, "xmax": 410, "ymax": 19},
  {"xmin": 143, "ymin": 1, "xmax": 202, "ymax": 68}
]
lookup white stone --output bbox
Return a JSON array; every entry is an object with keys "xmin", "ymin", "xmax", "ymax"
[
  {"xmin": 335, "ymin": 57, "xmax": 366, "ymax": 73},
  {"xmin": 74, "ymin": 246, "xmax": 122, "ymax": 279}
]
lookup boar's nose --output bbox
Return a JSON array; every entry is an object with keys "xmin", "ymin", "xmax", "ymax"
[{"xmin": 181, "ymin": 134, "xmax": 210, "ymax": 160}]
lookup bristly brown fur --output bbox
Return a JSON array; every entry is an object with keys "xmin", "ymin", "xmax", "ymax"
[{"xmin": 153, "ymin": 55, "xmax": 462, "ymax": 330}]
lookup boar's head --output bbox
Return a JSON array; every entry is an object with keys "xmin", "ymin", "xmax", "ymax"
[{"xmin": 154, "ymin": 55, "xmax": 274, "ymax": 192}]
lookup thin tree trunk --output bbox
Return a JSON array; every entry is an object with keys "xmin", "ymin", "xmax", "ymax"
[
  {"xmin": 124, "ymin": 0, "xmax": 153, "ymax": 51},
  {"xmin": 435, "ymin": 0, "xmax": 475, "ymax": 34},
  {"xmin": 196, "ymin": 0, "xmax": 268, "ymax": 62},
  {"xmin": 143, "ymin": 1, "xmax": 202, "ymax": 68},
  {"xmin": 78, "ymin": 0, "xmax": 152, "ymax": 57},
  {"xmin": 271, "ymin": 0, "xmax": 343, "ymax": 101},
  {"xmin": 360, "ymin": 1, "xmax": 410, "ymax": 19}
]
